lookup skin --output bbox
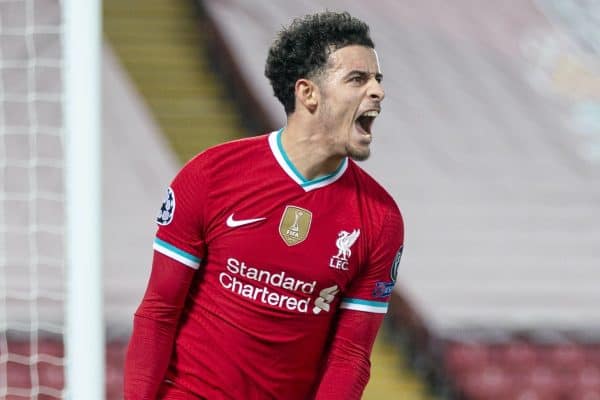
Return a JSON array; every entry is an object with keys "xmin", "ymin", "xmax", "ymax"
[{"xmin": 281, "ymin": 45, "xmax": 385, "ymax": 180}]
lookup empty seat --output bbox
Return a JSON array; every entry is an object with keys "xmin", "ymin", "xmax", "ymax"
[
  {"xmin": 444, "ymin": 342, "xmax": 490, "ymax": 377},
  {"xmin": 36, "ymin": 338, "xmax": 64, "ymax": 358},
  {"xmin": 578, "ymin": 366, "xmax": 600, "ymax": 391},
  {"xmin": 37, "ymin": 361, "xmax": 64, "ymax": 390},
  {"xmin": 461, "ymin": 365, "xmax": 512, "ymax": 400},
  {"xmin": 586, "ymin": 346, "xmax": 600, "ymax": 367},
  {"xmin": 547, "ymin": 344, "xmax": 587, "ymax": 372},
  {"xmin": 571, "ymin": 388, "xmax": 600, "ymax": 400},
  {"xmin": 494, "ymin": 341, "xmax": 538, "ymax": 373},
  {"xmin": 511, "ymin": 386, "xmax": 561, "ymax": 400},
  {"xmin": 5, "ymin": 360, "xmax": 31, "ymax": 389},
  {"xmin": 523, "ymin": 365, "xmax": 563, "ymax": 398}
]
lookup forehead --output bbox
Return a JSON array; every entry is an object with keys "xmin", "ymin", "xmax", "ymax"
[{"xmin": 326, "ymin": 45, "xmax": 380, "ymax": 74}]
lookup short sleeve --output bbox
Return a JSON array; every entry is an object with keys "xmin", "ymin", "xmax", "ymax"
[
  {"xmin": 340, "ymin": 209, "xmax": 404, "ymax": 314},
  {"xmin": 152, "ymin": 157, "xmax": 208, "ymax": 270}
]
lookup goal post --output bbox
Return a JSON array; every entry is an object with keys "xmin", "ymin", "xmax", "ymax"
[
  {"xmin": 1, "ymin": 0, "xmax": 104, "ymax": 398},
  {"xmin": 63, "ymin": 0, "xmax": 104, "ymax": 399}
]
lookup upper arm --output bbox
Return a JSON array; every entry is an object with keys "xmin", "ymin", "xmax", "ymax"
[
  {"xmin": 341, "ymin": 209, "xmax": 404, "ymax": 315},
  {"xmin": 136, "ymin": 157, "xmax": 210, "ymax": 317},
  {"xmin": 152, "ymin": 156, "xmax": 209, "ymax": 271}
]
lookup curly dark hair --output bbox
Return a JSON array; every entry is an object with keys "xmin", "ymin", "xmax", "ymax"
[{"xmin": 264, "ymin": 11, "xmax": 375, "ymax": 114}]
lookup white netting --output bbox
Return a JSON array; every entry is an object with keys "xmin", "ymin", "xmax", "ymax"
[{"xmin": 0, "ymin": 0, "xmax": 65, "ymax": 398}]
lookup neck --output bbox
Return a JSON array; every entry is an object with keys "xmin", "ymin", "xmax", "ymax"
[{"xmin": 280, "ymin": 119, "xmax": 345, "ymax": 181}]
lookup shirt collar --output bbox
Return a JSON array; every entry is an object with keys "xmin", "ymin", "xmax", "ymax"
[{"xmin": 268, "ymin": 128, "xmax": 348, "ymax": 192}]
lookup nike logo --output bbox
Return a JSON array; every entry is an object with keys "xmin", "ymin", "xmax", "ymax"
[{"xmin": 226, "ymin": 213, "xmax": 266, "ymax": 228}]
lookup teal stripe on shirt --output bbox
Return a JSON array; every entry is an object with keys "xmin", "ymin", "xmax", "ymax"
[
  {"xmin": 341, "ymin": 298, "xmax": 388, "ymax": 308},
  {"xmin": 153, "ymin": 237, "xmax": 201, "ymax": 263}
]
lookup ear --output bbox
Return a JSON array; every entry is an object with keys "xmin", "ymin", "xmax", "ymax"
[{"xmin": 295, "ymin": 78, "xmax": 319, "ymax": 112}]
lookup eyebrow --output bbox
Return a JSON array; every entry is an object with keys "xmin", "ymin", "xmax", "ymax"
[{"xmin": 346, "ymin": 70, "xmax": 383, "ymax": 82}]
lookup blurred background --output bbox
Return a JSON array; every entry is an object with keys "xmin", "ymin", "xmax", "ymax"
[{"xmin": 1, "ymin": 0, "xmax": 600, "ymax": 399}]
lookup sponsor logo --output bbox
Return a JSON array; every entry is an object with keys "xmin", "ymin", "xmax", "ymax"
[
  {"xmin": 219, "ymin": 257, "xmax": 316, "ymax": 313},
  {"xmin": 279, "ymin": 205, "xmax": 312, "ymax": 246},
  {"xmin": 156, "ymin": 187, "xmax": 175, "ymax": 226},
  {"xmin": 226, "ymin": 213, "xmax": 266, "ymax": 228},
  {"xmin": 218, "ymin": 258, "xmax": 339, "ymax": 315},
  {"xmin": 329, "ymin": 229, "xmax": 360, "ymax": 270},
  {"xmin": 312, "ymin": 285, "xmax": 339, "ymax": 314}
]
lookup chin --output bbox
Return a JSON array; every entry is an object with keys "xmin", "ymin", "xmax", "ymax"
[{"xmin": 347, "ymin": 146, "xmax": 371, "ymax": 161}]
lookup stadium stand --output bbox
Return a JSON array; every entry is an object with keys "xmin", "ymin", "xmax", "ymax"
[{"xmin": 102, "ymin": 0, "xmax": 249, "ymax": 163}]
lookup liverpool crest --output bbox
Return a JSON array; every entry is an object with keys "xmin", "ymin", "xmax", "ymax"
[
  {"xmin": 279, "ymin": 206, "xmax": 312, "ymax": 246},
  {"xmin": 329, "ymin": 229, "xmax": 360, "ymax": 270}
]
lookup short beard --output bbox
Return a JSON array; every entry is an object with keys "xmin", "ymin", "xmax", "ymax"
[
  {"xmin": 318, "ymin": 87, "xmax": 371, "ymax": 161},
  {"xmin": 346, "ymin": 143, "xmax": 370, "ymax": 161}
]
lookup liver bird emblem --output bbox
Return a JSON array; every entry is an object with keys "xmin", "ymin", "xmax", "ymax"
[{"xmin": 335, "ymin": 229, "xmax": 361, "ymax": 260}]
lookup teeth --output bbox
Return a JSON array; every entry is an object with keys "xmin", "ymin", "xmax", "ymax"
[{"xmin": 362, "ymin": 110, "xmax": 379, "ymax": 118}]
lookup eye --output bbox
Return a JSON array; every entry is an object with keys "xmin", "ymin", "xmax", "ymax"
[{"xmin": 350, "ymin": 75, "xmax": 364, "ymax": 83}]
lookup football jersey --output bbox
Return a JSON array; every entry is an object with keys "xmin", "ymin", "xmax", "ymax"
[{"xmin": 152, "ymin": 129, "xmax": 404, "ymax": 400}]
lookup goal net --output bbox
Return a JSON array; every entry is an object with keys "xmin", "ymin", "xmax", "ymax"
[
  {"xmin": 0, "ymin": 0, "xmax": 66, "ymax": 397},
  {"xmin": 1, "ymin": 0, "xmax": 102, "ymax": 398}
]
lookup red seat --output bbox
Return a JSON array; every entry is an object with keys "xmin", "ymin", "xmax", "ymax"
[
  {"xmin": 586, "ymin": 346, "xmax": 600, "ymax": 368},
  {"xmin": 510, "ymin": 386, "xmax": 561, "ymax": 400},
  {"xmin": 577, "ymin": 366, "xmax": 600, "ymax": 391},
  {"xmin": 37, "ymin": 361, "xmax": 64, "ymax": 390},
  {"xmin": 524, "ymin": 365, "xmax": 562, "ymax": 396},
  {"xmin": 549, "ymin": 344, "xmax": 587, "ymax": 372},
  {"xmin": 461, "ymin": 365, "xmax": 512, "ymax": 400},
  {"xmin": 37, "ymin": 338, "xmax": 64, "ymax": 358},
  {"xmin": 571, "ymin": 388, "xmax": 600, "ymax": 400},
  {"xmin": 444, "ymin": 342, "xmax": 490, "ymax": 377},
  {"xmin": 6, "ymin": 341, "xmax": 30, "ymax": 357},
  {"xmin": 106, "ymin": 340, "xmax": 128, "ymax": 400},
  {"xmin": 37, "ymin": 395, "xmax": 63, "ymax": 400},
  {"xmin": 495, "ymin": 341, "xmax": 538, "ymax": 373},
  {"xmin": 6, "ymin": 361, "xmax": 31, "ymax": 388},
  {"xmin": 106, "ymin": 363, "xmax": 124, "ymax": 400}
]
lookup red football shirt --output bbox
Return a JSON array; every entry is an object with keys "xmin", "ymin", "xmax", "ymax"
[{"xmin": 152, "ymin": 129, "xmax": 404, "ymax": 399}]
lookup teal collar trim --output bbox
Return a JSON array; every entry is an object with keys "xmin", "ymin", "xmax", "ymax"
[{"xmin": 268, "ymin": 129, "xmax": 348, "ymax": 192}]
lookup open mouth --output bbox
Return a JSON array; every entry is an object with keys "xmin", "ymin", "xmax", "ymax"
[{"xmin": 355, "ymin": 110, "xmax": 379, "ymax": 135}]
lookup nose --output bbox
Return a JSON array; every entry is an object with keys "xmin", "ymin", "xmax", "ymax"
[{"xmin": 368, "ymin": 78, "xmax": 385, "ymax": 102}]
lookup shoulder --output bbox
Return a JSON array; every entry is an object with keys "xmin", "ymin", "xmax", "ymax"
[
  {"xmin": 180, "ymin": 133, "xmax": 270, "ymax": 175},
  {"xmin": 347, "ymin": 160, "xmax": 401, "ymax": 217}
]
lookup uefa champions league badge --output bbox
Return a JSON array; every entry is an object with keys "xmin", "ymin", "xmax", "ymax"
[
  {"xmin": 391, "ymin": 246, "xmax": 403, "ymax": 283},
  {"xmin": 372, "ymin": 246, "xmax": 403, "ymax": 298},
  {"xmin": 156, "ymin": 187, "xmax": 175, "ymax": 226}
]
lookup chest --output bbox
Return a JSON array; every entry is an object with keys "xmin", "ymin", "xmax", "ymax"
[{"xmin": 203, "ymin": 182, "xmax": 369, "ymax": 293}]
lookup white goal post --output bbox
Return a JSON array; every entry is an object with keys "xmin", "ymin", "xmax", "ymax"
[{"xmin": 63, "ymin": 0, "xmax": 104, "ymax": 399}]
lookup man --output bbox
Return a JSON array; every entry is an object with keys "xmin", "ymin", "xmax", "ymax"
[{"xmin": 124, "ymin": 11, "xmax": 404, "ymax": 400}]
